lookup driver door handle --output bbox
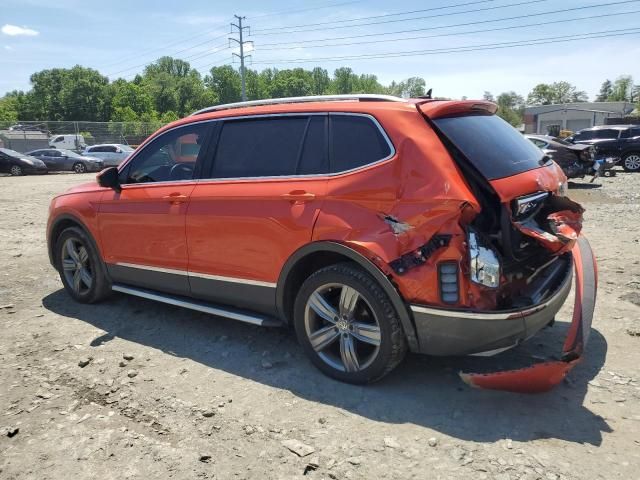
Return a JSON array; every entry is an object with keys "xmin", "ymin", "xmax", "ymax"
[
  {"xmin": 162, "ymin": 193, "xmax": 188, "ymax": 204},
  {"xmin": 280, "ymin": 191, "xmax": 316, "ymax": 203}
]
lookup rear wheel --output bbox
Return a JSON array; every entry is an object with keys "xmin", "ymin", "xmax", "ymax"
[
  {"xmin": 622, "ymin": 153, "xmax": 640, "ymax": 172},
  {"xmin": 55, "ymin": 227, "xmax": 111, "ymax": 303},
  {"xmin": 73, "ymin": 162, "xmax": 87, "ymax": 174},
  {"xmin": 10, "ymin": 165, "xmax": 23, "ymax": 176},
  {"xmin": 294, "ymin": 263, "xmax": 407, "ymax": 384}
]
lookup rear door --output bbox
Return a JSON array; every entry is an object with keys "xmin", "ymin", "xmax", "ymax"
[
  {"xmin": 185, "ymin": 114, "xmax": 328, "ymax": 314},
  {"xmin": 97, "ymin": 121, "xmax": 214, "ymax": 295}
]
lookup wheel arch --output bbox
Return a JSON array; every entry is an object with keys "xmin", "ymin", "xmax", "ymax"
[
  {"xmin": 276, "ymin": 241, "xmax": 419, "ymax": 352},
  {"xmin": 48, "ymin": 214, "xmax": 99, "ymax": 269}
]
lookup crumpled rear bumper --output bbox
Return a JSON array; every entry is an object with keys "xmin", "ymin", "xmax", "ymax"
[
  {"xmin": 411, "ymin": 235, "xmax": 597, "ymax": 393},
  {"xmin": 410, "ymin": 255, "xmax": 573, "ymax": 356}
]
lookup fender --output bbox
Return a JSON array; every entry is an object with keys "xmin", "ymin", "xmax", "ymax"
[{"xmin": 276, "ymin": 241, "xmax": 420, "ymax": 352}]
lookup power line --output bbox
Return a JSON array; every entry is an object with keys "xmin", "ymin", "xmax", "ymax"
[
  {"xmin": 247, "ymin": 0, "xmax": 365, "ymax": 20},
  {"xmin": 256, "ymin": 9, "xmax": 640, "ymax": 51},
  {"xmin": 102, "ymin": 27, "xmax": 231, "ymax": 71},
  {"xmin": 253, "ymin": 0, "xmax": 497, "ymax": 32},
  {"xmin": 255, "ymin": 0, "xmax": 640, "ymax": 46},
  {"xmin": 251, "ymin": 27, "xmax": 640, "ymax": 64},
  {"xmin": 107, "ymin": 32, "xmax": 231, "ymax": 78},
  {"xmin": 251, "ymin": 0, "xmax": 553, "ymax": 35}
]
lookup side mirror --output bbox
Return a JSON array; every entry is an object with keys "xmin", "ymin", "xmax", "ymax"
[{"xmin": 97, "ymin": 167, "xmax": 121, "ymax": 192}]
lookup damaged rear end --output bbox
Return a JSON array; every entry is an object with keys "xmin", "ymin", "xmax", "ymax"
[{"xmin": 409, "ymin": 101, "xmax": 597, "ymax": 392}]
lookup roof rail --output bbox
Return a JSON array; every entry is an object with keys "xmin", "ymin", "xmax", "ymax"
[{"xmin": 191, "ymin": 94, "xmax": 405, "ymax": 116}]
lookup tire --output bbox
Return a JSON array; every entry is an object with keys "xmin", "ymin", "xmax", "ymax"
[
  {"xmin": 622, "ymin": 153, "xmax": 640, "ymax": 172},
  {"xmin": 293, "ymin": 262, "xmax": 407, "ymax": 384},
  {"xmin": 55, "ymin": 226, "xmax": 111, "ymax": 303},
  {"xmin": 73, "ymin": 162, "xmax": 87, "ymax": 174},
  {"xmin": 10, "ymin": 164, "xmax": 23, "ymax": 176}
]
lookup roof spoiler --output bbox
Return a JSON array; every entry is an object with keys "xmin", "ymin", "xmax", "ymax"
[{"xmin": 417, "ymin": 100, "xmax": 498, "ymax": 119}]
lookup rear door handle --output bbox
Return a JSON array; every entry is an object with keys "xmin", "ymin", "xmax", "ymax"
[
  {"xmin": 281, "ymin": 191, "xmax": 316, "ymax": 203},
  {"xmin": 162, "ymin": 193, "xmax": 189, "ymax": 204}
]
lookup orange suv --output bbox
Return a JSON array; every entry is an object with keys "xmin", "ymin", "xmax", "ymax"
[{"xmin": 47, "ymin": 95, "xmax": 597, "ymax": 389}]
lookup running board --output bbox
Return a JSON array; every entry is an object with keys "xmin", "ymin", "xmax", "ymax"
[{"xmin": 111, "ymin": 284, "xmax": 283, "ymax": 327}]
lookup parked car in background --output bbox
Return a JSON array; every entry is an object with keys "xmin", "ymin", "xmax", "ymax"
[
  {"xmin": 46, "ymin": 95, "xmax": 597, "ymax": 390},
  {"xmin": 26, "ymin": 148, "xmax": 104, "ymax": 173},
  {"xmin": 0, "ymin": 148, "xmax": 47, "ymax": 175},
  {"xmin": 83, "ymin": 144, "xmax": 134, "ymax": 167},
  {"xmin": 525, "ymin": 134, "xmax": 604, "ymax": 179},
  {"xmin": 565, "ymin": 125, "xmax": 640, "ymax": 172},
  {"xmin": 49, "ymin": 134, "xmax": 86, "ymax": 151}
]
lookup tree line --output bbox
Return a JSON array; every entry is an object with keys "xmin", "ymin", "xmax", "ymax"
[{"xmin": 0, "ymin": 56, "xmax": 637, "ymax": 128}]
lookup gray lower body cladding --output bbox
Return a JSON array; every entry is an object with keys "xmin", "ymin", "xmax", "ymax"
[{"xmin": 410, "ymin": 255, "xmax": 573, "ymax": 356}]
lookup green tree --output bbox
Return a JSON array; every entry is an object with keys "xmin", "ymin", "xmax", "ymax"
[
  {"xmin": 483, "ymin": 91, "xmax": 495, "ymax": 102},
  {"xmin": 204, "ymin": 65, "xmax": 241, "ymax": 104},
  {"xmin": 332, "ymin": 67, "xmax": 356, "ymax": 94},
  {"xmin": 387, "ymin": 77, "xmax": 426, "ymax": 97},
  {"xmin": 0, "ymin": 96, "xmax": 18, "ymax": 122},
  {"xmin": 527, "ymin": 81, "xmax": 587, "ymax": 105},
  {"xmin": 596, "ymin": 80, "xmax": 613, "ymax": 101},
  {"xmin": 310, "ymin": 67, "xmax": 330, "ymax": 95},
  {"xmin": 609, "ymin": 75, "xmax": 634, "ymax": 102}
]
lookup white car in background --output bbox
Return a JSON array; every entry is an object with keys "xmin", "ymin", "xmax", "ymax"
[{"xmin": 83, "ymin": 144, "xmax": 134, "ymax": 167}]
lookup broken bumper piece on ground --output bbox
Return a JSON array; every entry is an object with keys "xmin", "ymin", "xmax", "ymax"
[{"xmin": 459, "ymin": 235, "xmax": 597, "ymax": 393}]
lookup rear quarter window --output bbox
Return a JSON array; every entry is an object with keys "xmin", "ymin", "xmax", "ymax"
[
  {"xmin": 330, "ymin": 115, "xmax": 392, "ymax": 173},
  {"xmin": 434, "ymin": 114, "xmax": 544, "ymax": 180}
]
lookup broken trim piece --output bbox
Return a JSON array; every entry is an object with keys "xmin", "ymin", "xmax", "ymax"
[
  {"xmin": 458, "ymin": 235, "xmax": 597, "ymax": 393},
  {"xmin": 390, "ymin": 234, "xmax": 452, "ymax": 274}
]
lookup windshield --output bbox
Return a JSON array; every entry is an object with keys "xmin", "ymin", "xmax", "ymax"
[
  {"xmin": 434, "ymin": 114, "xmax": 545, "ymax": 180},
  {"xmin": 0, "ymin": 148, "xmax": 29, "ymax": 157}
]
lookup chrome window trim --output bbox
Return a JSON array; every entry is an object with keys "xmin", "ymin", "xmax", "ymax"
[
  {"xmin": 113, "ymin": 262, "xmax": 277, "ymax": 288},
  {"xmin": 118, "ymin": 112, "xmax": 396, "ymax": 186}
]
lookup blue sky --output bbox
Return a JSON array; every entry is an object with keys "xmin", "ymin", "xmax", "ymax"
[{"xmin": 2, "ymin": 0, "xmax": 639, "ymax": 100}]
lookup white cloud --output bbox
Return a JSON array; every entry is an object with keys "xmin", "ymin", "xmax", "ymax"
[{"xmin": 1, "ymin": 24, "xmax": 39, "ymax": 36}]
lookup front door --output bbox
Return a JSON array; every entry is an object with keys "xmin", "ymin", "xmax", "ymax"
[
  {"xmin": 186, "ymin": 115, "xmax": 329, "ymax": 314},
  {"xmin": 98, "ymin": 121, "xmax": 213, "ymax": 295}
]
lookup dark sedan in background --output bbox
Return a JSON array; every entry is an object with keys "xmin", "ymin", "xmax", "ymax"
[
  {"xmin": 525, "ymin": 134, "xmax": 603, "ymax": 179},
  {"xmin": 26, "ymin": 148, "xmax": 104, "ymax": 173},
  {"xmin": 564, "ymin": 125, "xmax": 640, "ymax": 172},
  {"xmin": 0, "ymin": 148, "xmax": 47, "ymax": 176}
]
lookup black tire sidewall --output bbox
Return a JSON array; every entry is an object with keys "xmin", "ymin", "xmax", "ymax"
[
  {"xmin": 293, "ymin": 263, "xmax": 405, "ymax": 384},
  {"xmin": 55, "ymin": 227, "xmax": 110, "ymax": 303}
]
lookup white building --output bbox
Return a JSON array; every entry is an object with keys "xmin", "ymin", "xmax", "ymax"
[{"xmin": 523, "ymin": 102, "xmax": 635, "ymax": 134}]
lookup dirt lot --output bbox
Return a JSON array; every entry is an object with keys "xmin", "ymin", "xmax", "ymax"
[{"xmin": 0, "ymin": 170, "xmax": 639, "ymax": 480}]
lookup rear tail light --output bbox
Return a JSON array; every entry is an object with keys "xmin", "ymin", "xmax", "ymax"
[{"xmin": 438, "ymin": 262, "xmax": 459, "ymax": 304}]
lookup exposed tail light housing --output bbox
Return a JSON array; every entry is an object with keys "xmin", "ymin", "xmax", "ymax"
[
  {"xmin": 468, "ymin": 230, "xmax": 501, "ymax": 288},
  {"xmin": 438, "ymin": 262, "xmax": 459, "ymax": 304}
]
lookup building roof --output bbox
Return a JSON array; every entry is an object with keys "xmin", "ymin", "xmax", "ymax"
[{"xmin": 524, "ymin": 101, "xmax": 634, "ymax": 115}]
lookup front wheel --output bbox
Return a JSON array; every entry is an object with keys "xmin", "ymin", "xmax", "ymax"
[
  {"xmin": 10, "ymin": 164, "xmax": 23, "ymax": 176},
  {"xmin": 294, "ymin": 263, "xmax": 407, "ymax": 384},
  {"xmin": 622, "ymin": 153, "xmax": 640, "ymax": 172},
  {"xmin": 55, "ymin": 227, "xmax": 111, "ymax": 303},
  {"xmin": 73, "ymin": 162, "xmax": 87, "ymax": 174}
]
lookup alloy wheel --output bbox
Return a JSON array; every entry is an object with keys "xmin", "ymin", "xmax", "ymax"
[
  {"xmin": 74, "ymin": 162, "xmax": 87, "ymax": 173},
  {"xmin": 10, "ymin": 165, "xmax": 23, "ymax": 176},
  {"xmin": 61, "ymin": 238, "xmax": 93, "ymax": 295},
  {"xmin": 624, "ymin": 154, "xmax": 640, "ymax": 171},
  {"xmin": 304, "ymin": 283, "xmax": 381, "ymax": 373}
]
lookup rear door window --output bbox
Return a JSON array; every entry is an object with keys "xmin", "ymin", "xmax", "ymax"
[
  {"xmin": 434, "ymin": 114, "xmax": 544, "ymax": 180},
  {"xmin": 593, "ymin": 129, "xmax": 619, "ymax": 139},
  {"xmin": 330, "ymin": 114, "xmax": 392, "ymax": 173},
  {"xmin": 210, "ymin": 115, "xmax": 327, "ymax": 178}
]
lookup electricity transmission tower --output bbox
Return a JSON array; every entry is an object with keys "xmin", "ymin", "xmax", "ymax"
[{"xmin": 230, "ymin": 15, "xmax": 252, "ymax": 101}]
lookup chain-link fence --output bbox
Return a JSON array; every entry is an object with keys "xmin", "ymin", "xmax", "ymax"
[{"xmin": 0, "ymin": 120, "xmax": 168, "ymax": 153}]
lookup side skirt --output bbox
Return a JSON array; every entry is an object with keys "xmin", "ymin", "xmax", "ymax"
[{"xmin": 111, "ymin": 283, "xmax": 284, "ymax": 328}]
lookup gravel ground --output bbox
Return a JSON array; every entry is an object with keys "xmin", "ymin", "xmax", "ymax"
[{"xmin": 0, "ymin": 170, "xmax": 639, "ymax": 480}]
